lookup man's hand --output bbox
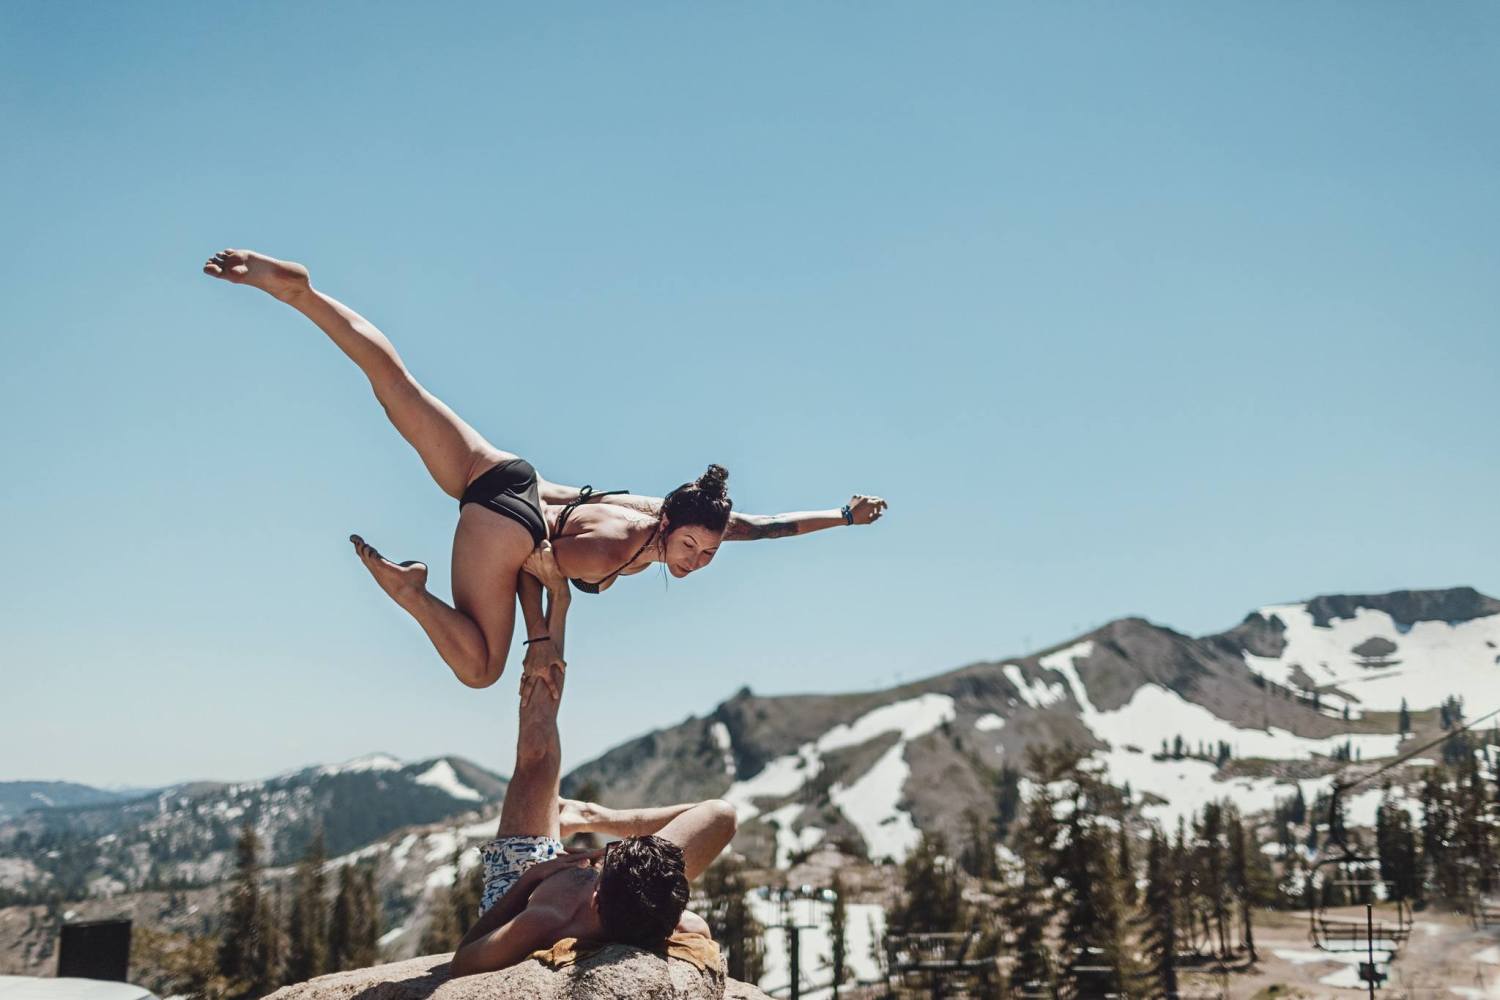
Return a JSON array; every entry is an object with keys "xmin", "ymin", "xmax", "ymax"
[
  {"xmin": 520, "ymin": 658, "xmax": 565, "ymax": 706},
  {"xmin": 521, "ymin": 638, "xmax": 565, "ymax": 701},
  {"xmin": 523, "ymin": 540, "xmax": 569, "ymax": 593},
  {"xmin": 522, "ymin": 849, "xmax": 602, "ymax": 885},
  {"xmin": 847, "ymin": 495, "xmax": 887, "ymax": 525}
]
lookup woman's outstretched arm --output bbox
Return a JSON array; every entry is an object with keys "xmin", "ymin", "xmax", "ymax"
[
  {"xmin": 722, "ymin": 496, "xmax": 886, "ymax": 540},
  {"xmin": 540, "ymin": 480, "xmax": 887, "ymax": 541}
]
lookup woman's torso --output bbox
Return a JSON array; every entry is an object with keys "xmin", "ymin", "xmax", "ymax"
[{"xmin": 544, "ymin": 503, "xmax": 656, "ymax": 592}]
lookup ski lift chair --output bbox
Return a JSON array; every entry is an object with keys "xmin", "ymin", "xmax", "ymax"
[
  {"xmin": 884, "ymin": 929, "xmax": 995, "ymax": 999},
  {"xmin": 1307, "ymin": 783, "xmax": 1412, "ymax": 956},
  {"xmin": 1308, "ymin": 851, "xmax": 1413, "ymax": 951}
]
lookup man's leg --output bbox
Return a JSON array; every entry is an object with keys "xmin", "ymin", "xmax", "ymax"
[{"xmin": 497, "ymin": 673, "xmax": 563, "ymax": 840}]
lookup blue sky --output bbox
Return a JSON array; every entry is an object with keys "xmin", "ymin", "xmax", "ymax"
[{"xmin": 2, "ymin": 3, "xmax": 1496, "ymax": 787}]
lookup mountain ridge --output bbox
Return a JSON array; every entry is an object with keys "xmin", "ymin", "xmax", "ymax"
[{"xmin": 563, "ymin": 586, "xmax": 1498, "ymax": 866}]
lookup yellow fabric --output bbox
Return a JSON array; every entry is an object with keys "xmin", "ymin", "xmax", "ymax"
[{"xmin": 531, "ymin": 932, "xmax": 721, "ymax": 972}]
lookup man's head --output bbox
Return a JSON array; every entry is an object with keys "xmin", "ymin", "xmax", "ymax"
[{"xmin": 592, "ymin": 835, "xmax": 690, "ymax": 947}]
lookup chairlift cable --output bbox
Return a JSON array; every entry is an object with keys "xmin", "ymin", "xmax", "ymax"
[{"xmin": 1332, "ymin": 704, "xmax": 1500, "ymax": 799}]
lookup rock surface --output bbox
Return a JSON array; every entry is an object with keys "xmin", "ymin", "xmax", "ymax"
[{"xmin": 263, "ymin": 950, "xmax": 773, "ymax": 1000}]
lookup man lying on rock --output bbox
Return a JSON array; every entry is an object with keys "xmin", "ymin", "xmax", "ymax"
[{"xmin": 450, "ymin": 658, "xmax": 738, "ymax": 975}]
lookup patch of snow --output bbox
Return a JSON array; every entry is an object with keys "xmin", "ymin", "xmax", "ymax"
[
  {"xmin": 1041, "ymin": 636, "xmax": 1406, "ymax": 830},
  {"xmin": 390, "ymin": 833, "xmax": 420, "ymax": 869},
  {"xmin": 426, "ymin": 863, "xmax": 457, "ymax": 889},
  {"xmin": 1477, "ymin": 945, "xmax": 1500, "ymax": 965},
  {"xmin": 424, "ymin": 829, "xmax": 463, "ymax": 864},
  {"xmin": 459, "ymin": 816, "xmax": 499, "ymax": 840},
  {"xmin": 1003, "ymin": 663, "xmax": 1068, "ymax": 709},
  {"xmin": 1244, "ymin": 602, "xmax": 1500, "ymax": 715},
  {"xmin": 710, "ymin": 721, "xmax": 737, "ymax": 778},
  {"xmin": 317, "ymin": 753, "xmax": 404, "ymax": 777},
  {"xmin": 414, "ymin": 760, "xmax": 481, "ymax": 801},
  {"xmin": 30, "ymin": 792, "xmax": 55, "ymax": 807},
  {"xmin": 763, "ymin": 803, "xmax": 826, "ymax": 867},
  {"xmin": 324, "ymin": 841, "xmax": 388, "ymax": 871},
  {"xmin": 747, "ymin": 891, "xmax": 885, "ymax": 999},
  {"xmin": 975, "ymin": 714, "xmax": 1005, "ymax": 732},
  {"xmin": 377, "ymin": 924, "xmax": 407, "ymax": 946},
  {"xmin": 722, "ymin": 694, "xmax": 956, "ymax": 864}
]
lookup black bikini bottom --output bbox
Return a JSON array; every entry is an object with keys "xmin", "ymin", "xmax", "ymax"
[{"xmin": 459, "ymin": 458, "xmax": 546, "ymax": 544}]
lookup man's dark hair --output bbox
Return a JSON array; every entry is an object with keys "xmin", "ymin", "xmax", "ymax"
[{"xmin": 595, "ymin": 835, "xmax": 690, "ymax": 947}]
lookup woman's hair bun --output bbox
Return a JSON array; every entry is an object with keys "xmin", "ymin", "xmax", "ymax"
[{"xmin": 696, "ymin": 463, "xmax": 729, "ymax": 501}]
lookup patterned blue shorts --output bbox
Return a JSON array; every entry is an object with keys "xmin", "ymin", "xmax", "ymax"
[{"xmin": 477, "ymin": 835, "xmax": 564, "ymax": 916}]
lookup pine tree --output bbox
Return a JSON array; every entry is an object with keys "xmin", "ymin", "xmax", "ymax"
[
  {"xmin": 217, "ymin": 822, "xmax": 279, "ymax": 997},
  {"xmin": 418, "ymin": 849, "xmax": 481, "ymax": 955},
  {"xmin": 327, "ymin": 862, "xmax": 381, "ymax": 971},
  {"xmin": 889, "ymin": 832, "xmax": 964, "ymax": 934},
  {"xmin": 827, "ymin": 871, "xmax": 847, "ymax": 999},
  {"xmin": 1006, "ymin": 871, "xmax": 1056, "ymax": 998},
  {"xmin": 418, "ymin": 888, "xmax": 460, "ymax": 954},
  {"xmin": 699, "ymin": 857, "xmax": 765, "ymax": 983},
  {"xmin": 995, "ymin": 763, "xmax": 1023, "ymax": 840},
  {"xmin": 1398, "ymin": 698, "xmax": 1411, "ymax": 737},
  {"xmin": 450, "ymin": 849, "xmax": 484, "ymax": 939},
  {"xmin": 285, "ymin": 828, "xmax": 328, "ymax": 980},
  {"xmin": 1194, "ymin": 802, "xmax": 1231, "ymax": 959},
  {"xmin": 262, "ymin": 884, "xmax": 287, "ymax": 988},
  {"xmin": 1224, "ymin": 807, "xmax": 1256, "ymax": 963},
  {"xmin": 1139, "ymin": 827, "xmax": 1177, "ymax": 999},
  {"xmin": 1056, "ymin": 799, "xmax": 1137, "ymax": 998},
  {"xmin": 959, "ymin": 808, "xmax": 998, "ymax": 879},
  {"xmin": 1117, "ymin": 819, "xmax": 1138, "ymax": 907},
  {"xmin": 358, "ymin": 865, "xmax": 383, "ymax": 964}
]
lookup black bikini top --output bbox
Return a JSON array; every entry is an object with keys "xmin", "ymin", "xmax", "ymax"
[{"xmin": 552, "ymin": 486, "xmax": 657, "ymax": 595}]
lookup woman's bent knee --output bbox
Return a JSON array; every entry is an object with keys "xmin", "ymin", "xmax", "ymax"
[{"xmin": 458, "ymin": 658, "xmax": 505, "ymax": 689}]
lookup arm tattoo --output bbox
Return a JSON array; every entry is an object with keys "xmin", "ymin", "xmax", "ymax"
[{"xmin": 727, "ymin": 517, "xmax": 801, "ymax": 541}]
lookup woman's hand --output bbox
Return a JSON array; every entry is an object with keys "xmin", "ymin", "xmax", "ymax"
[
  {"xmin": 521, "ymin": 639, "xmax": 565, "ymax": 703},
  {"xmin": 847, "ymin": 495, "xmax": 888, "ymax": 525}
]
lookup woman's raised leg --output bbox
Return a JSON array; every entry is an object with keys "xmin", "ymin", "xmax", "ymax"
[
  {"xmin": 203, "ymin": 248, "xmax": 506, "ymax": 498},
  {"xmin": 348, "ymin": 503, "xmax": 533, "ymax": 688}
]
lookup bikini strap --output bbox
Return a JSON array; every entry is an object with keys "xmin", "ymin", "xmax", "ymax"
[{"xmin": 552, "ymin": 484, "xmax": 630, "ymax": 537}]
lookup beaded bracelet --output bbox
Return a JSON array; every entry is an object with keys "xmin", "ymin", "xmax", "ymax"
[{"xmin": 841, "ymin": 504, "xmax": 854, "ymax": 525}]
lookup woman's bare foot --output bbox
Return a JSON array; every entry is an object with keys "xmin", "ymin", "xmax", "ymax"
[
  {"xmin": 349, "ymin": 534, "xmax": 428, "ymax": 607},
  {"xmin": 202, "ymin": 248, "xmax": 311, "ymax": 303}
]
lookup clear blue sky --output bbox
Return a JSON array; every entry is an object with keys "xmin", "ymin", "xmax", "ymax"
[{"xmin": 2, "ymin": 3, "xmax": 1496, "ymax": 787}]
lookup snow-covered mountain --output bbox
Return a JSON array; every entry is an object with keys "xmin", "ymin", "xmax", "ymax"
[
  {"xmin": 562, "ymin": 586, "xmax": 1499, "ymax": 867},
  {"xmin": 0, "ymin": 753, "xmax": 505, "ymax": 900}
]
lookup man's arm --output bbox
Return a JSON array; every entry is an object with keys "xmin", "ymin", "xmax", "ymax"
[
  {"xmin": 655, "ymin": 800, "xmax": 739, "ymax": 881},
  {"xmin": 450, "ymin": 904, "xmax": 566, "ymax": 977},
  {"xmin": 451, "ymin": 854, "xmax": 592, "ymax": 976}
]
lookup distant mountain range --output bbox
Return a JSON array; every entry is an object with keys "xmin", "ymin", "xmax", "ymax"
[
  {"xmin": 0, "ymin": 783, "xmax": 146, "ymax": 824},
  {"xmin": 0, "ymin": 753, "xmax": 506, "ymax": 902}
]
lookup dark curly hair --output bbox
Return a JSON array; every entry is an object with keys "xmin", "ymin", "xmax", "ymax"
[
  {"xmin": 660, "ymin": 464, "xmax": 733, "ymax": 537},
  {"xmin": 594, "ymin": 835, "xmax": 690, "ymax": 948}
]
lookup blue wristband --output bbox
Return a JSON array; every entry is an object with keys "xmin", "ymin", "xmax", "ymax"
[{"xmin": 841, "ymin": 504, "xmax": 854, "ymax": 525}]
